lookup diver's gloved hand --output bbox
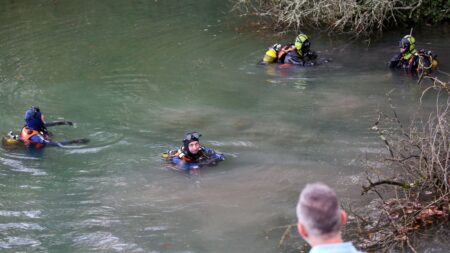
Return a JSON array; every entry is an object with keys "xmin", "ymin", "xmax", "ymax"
[
  {"xmin": 45, "ymin": 121, "xmax": 75, "ymax": 127},
  {"xmin": 71, "ymin": 138, "xmax": 89, "ymax": 144},
  {"xmin": 306, "ymin": 51, "xmax": 318, "ymax": 60},
  {"xmin": 200, "ymin": 148, "xmax": 225, "ymax": 165},
  {"xmin": 59, "ymin": 138, "xmax": 90, "ymax": 146},
  {"xmin": 216, "ymin": 153, "xmax": 225, "ymax": 161}
]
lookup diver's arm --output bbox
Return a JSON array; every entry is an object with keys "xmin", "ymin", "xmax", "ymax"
[
  {"xmin": 286, "ymin": 52, "xmax": 305, "ymax": 66},
  {"xmin": 304, "ymin": 51, "xmax": 318, "ymax": 66},
  {"xmin": 29, "ymin": 135, "xmax": 88, "ymax": 147},
  {"xmin": 171, "ymin": 156, "xmax": 200, "ymax": 171},
  {"xmin": 388, "ymin": 53, "xmax": 403, "ymax": 68},
  {"xmin": 58, "ymin": 138, "xmax": 89, "ymax": 145},
  {"xmin": 202, "ymin": 147, "xmax": 225, "ymax": 161},
  {"xmin": 213, "ymin": 152, "xmax": 225, "ymax": 161},
  {"xmin": 306, "ymin": 51, "xmax": 318, "ymax": 60},
  {"xmin": 29, "ymin": 134, "xmax": 60, "ymax": 147},
  {"xmin": 289, "ymin": 58, "xmax": 304, "ymax": 65},
  {"xmin": 45, "ymin": 121, "xmax": 74, "ymax": 127}
]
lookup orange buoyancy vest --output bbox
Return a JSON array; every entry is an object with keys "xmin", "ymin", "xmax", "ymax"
[
  {"xmin": 173, "ymin": 149, "xmax": 194, "ymax": 162},
  {"xmin": 172, "ymin": 148, "xmax": 206, "ymax": 162},
  {"xmin": 20, "ymin": 127, "xmax": 47, "ymax": 148}
]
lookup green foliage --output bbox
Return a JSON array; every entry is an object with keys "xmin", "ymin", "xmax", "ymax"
[{"xmin": 411, "ymin": 0, "xmax": 450, "ymax": 23}]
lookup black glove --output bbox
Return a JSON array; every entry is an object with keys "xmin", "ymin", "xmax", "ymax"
[
  {"xmin": 306, "ymin": 51, "xmax": 317, "ymax": 60},
  {"xmin": 74, "ymin": 138, "xmax": 89, "ymax": 144}
]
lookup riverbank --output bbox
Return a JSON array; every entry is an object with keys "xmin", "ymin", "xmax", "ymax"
[
  {"xmin": 232, "ymin": 0, "xmax": 450, "ymax": 38},
  {"xmin": 353, "ymin": 76, "xmax": 450, "ymax": 252}
]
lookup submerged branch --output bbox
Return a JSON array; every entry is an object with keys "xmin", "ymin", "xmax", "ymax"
[{"xmin": 362, "ymin": 179, "xmax": 412, "ymax": 195}]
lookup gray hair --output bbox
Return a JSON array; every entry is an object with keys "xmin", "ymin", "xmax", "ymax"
[{"xmin": 296, "ymin": 182, "xmax": 342, "ymax": 238}]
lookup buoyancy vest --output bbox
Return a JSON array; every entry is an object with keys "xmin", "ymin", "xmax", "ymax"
[
  {"xmin": 173, "ymin": 147, "xmax": 205, "ymax": 163},
  {"xmin": 403, "ymin": 49, "xmax": 417, "ymax": 61},
  {"xmin": 277, "ymin": 45, "xmax": 295, "ymax": 63},
  {"xmin": 20, "ymin": 127, "xmax": 47, "ymax": 149},
  {"xmin": 415, "ymin": 50, "xmax": 439, "ymax": 73}
]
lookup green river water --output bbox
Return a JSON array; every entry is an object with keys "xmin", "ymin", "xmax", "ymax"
[{"xmin": 1, "ymin": 1, "xmax": 449, "ymax": 252}]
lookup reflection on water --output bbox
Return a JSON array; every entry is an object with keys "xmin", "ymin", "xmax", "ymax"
[{"xmin": 0, "ymin": 0, "xmax": 450, "ymax": 252}]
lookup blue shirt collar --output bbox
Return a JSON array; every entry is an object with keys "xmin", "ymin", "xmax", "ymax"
[{"xmin": 310, "ymin": 242, "xmax": 363, "ymax": 253}]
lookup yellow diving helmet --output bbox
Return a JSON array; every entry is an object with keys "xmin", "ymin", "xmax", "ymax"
[
  {"xmin": 295, "ymin": 33, "xmax": 310, "ymax": 56},
  {"xmin": 400, "ymin": 35, "xmax": 415, "ymax": 52}
]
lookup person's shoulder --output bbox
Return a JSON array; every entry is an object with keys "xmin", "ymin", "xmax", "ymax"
[
  {"xmin": 200, "ymin": 146, "xmax": 215, "ymax": 154},
  {"xmin": 310, "ymin": 242, "xmax": 364, "ymax": 253}
]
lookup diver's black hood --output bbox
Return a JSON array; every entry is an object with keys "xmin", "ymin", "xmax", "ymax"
[
  {"xmin": 182, "ymin": 132, "xmax": 202, "ymax": 160},
  {"xmin": 182, "ymin": 139, "xmax": 200, "ymax": 159}
]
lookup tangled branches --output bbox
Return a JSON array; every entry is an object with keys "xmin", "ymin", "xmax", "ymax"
[
  {"xmin": 356, "ymin": 77, "xmax": 450, "ymax": 251},
  {"xmin": 419, "ymin": 75, "xmax": 450, "ymax": 99},
  {"xmin": 232, "ymin": 0, "xmax": 434, "ymax": 38}
]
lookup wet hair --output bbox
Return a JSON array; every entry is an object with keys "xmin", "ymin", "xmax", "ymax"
[{"xmin": 296, "ymin": 182, "xmax": 341, "ymax": 238}]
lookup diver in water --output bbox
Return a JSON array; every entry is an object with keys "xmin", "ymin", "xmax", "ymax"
[
  {"xmin": 260, "ymin": 43, "xmax": 297, "ymax": 64},
  {"xmin": 16, "ymin": 106, "xmax": 88, "ymax": 149},
  {"xmin": 260, "ymin": 33, "xmax": 321, "ymax": 66},
  {"xmin": 388, "ymin": 35, "xmax": 438, "ymax": 74},
  {"xmin": 163, "ymin": 132, "xmax": 225, "ymax": 173},
  {"xmin": 284, "ymin": 33, "xmax": 318, "ymax": 66},
  {"xmin": 389, "ymin": 35, "xmax": 418, "ymax": 71}
]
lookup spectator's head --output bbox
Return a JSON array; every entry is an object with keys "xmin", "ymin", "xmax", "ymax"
[{"xmin": 296, "ymin": 182, "xmax": 347, "ymax": 245}]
